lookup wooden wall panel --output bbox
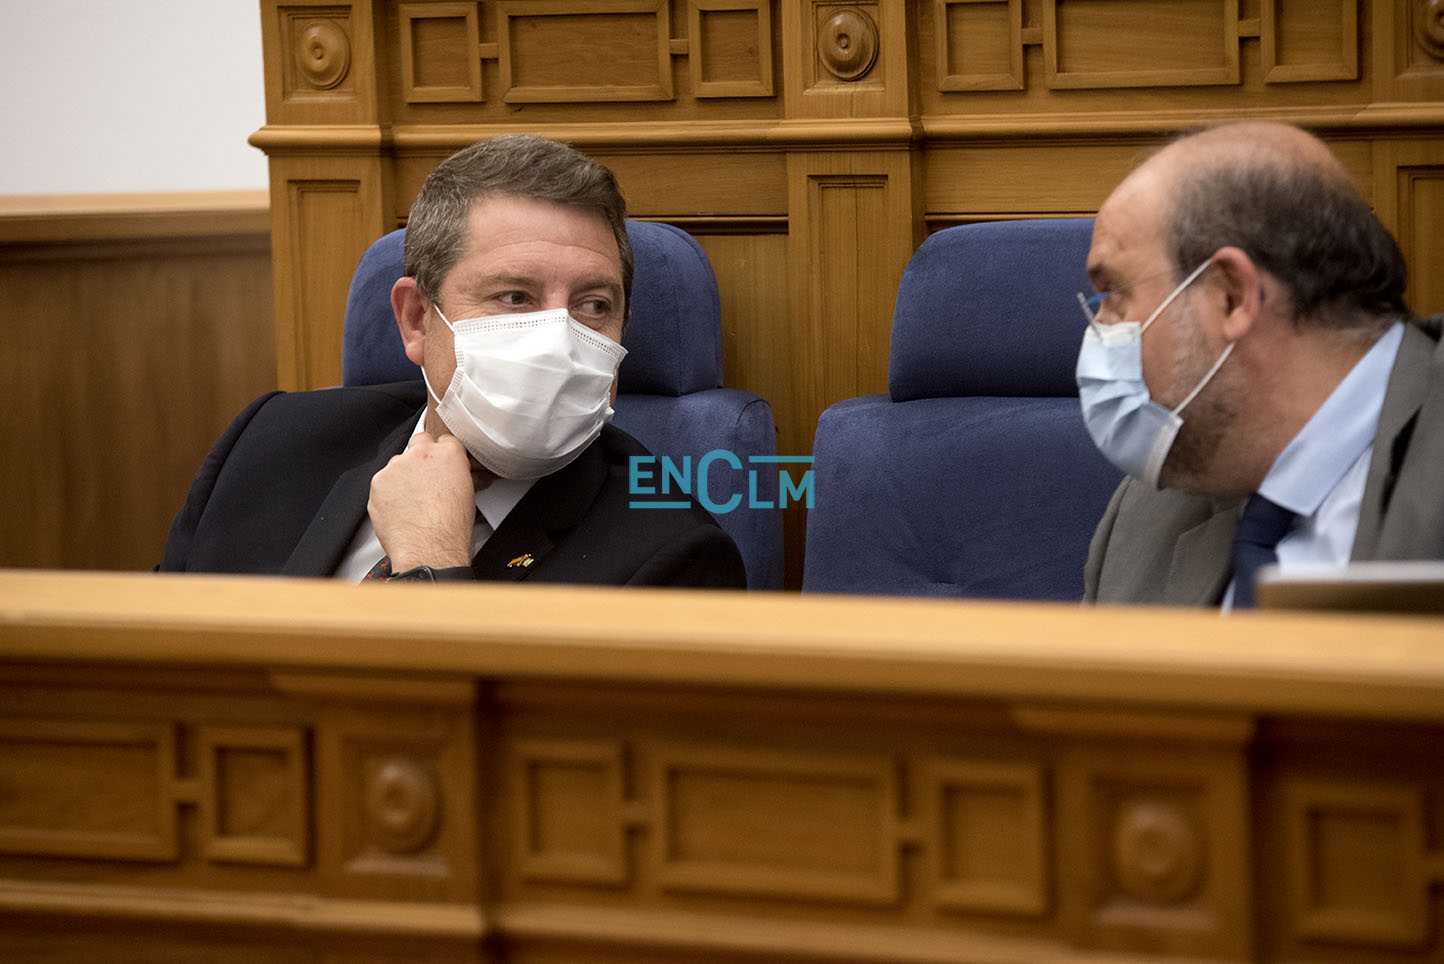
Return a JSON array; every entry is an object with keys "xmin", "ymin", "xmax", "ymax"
[
  {"xmin": 1046, "ymin": 0, "xmax": 1240, "ymax": 90},
  {"xmin": 1376, "ymin": 139, "xmax": 1444, "ymax": 317},
  {"xmin": 268, "ymin": 156, "xmax": 391, "ymax": 390},
  {"xmin": 497, "ymin": 0, "xmax": 675, "ymax": 103},
  {"xmin": 0, "ymin": 193, "xmax": 276, "ymax": 572}
]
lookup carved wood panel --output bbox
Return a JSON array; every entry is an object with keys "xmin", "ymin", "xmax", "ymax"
[
  {"xmin": 1284, "ymin": 779, "xmax": 1433, "ymax": 945},
  {"xmin": 489, "ymin": 684, "xmax": 1287, "ymax": 959},
  {"xmin": 264, "ymin": 0, "xmax": 377, "ymax": 125},
  {"xmin": 1394, "ymin": 161, "xmax": 1444, "ymax": 317},
  {"xmin": 652, "ymin": 745, "xmax": 900, "ymax": 903},
  {"xmin": 0, "ymin": 719, "xmax": 179, "ymax": 862},
  {"xmin": 4, "ymin": 628, "xmax": 1444, "ymax": 963},
  {"xmin": 1045, "ymin": 0, "xmax": 1240, "ymax": 89},
  {"xmin": 513, "ymin": 738, "xmax": 629, "ymax": 885},
  {"xmin": 1263, "ymin": 0, "xmax": 1359, "ymax": 83},
  {"xmin": 198, "ymin": 725, "xmax": 310, "ymax": 866},
  {"xmin": 497, "ymin": 0, "xmax": 675, "ymax": 102},
  {"xmin": 935, "ymin": 0, "xmax": 1025, "ymax": 92},
  {"xmin": 269, "ymin": 155, "xmax": 391, "ymax": 391},
  {"xmin": 400, "ymin": 2, "xmax": 483, "ymax": 103},
  {"xmin": 690, "ymin": 0, "xmax": 774, "ymax": 97},
  {"xmin": 923, "ymin": 758, "xmax": 1048, "ymax": 915}
]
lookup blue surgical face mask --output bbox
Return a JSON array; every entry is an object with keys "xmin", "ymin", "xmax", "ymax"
[{"xmin": 1074, "ymin": 260, "xmax": 1233, "ymax": 489}]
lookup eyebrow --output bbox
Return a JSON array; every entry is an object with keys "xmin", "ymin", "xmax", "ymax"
[
  {"xmin": 572, "ymin": 276, "xmax": 626, "ymax": 305},
  {"xmin": 467, "ymin": 273, "xmax": 623, "ymax": 300}
]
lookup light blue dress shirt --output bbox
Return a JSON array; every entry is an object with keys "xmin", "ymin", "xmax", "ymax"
[{"xmin": 1222, "ymin": 322, "xmax": 1405, "ymax": 608}]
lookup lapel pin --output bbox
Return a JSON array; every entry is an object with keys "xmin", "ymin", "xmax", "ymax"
[{"xmin": 507, "ymin": 553, "xmax": 535, "ymax": 569}]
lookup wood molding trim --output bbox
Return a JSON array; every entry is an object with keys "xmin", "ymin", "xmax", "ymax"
[
  {"xmin": 2, "ymin": 571, "xmax": 1443, "ymax": 722},
  {"xmin": 0, "ymin": 191, "xmax": 270, "ymax": 243},
  {"xmin": 248, "ymin": 102, "xmax": 1444, "ymax": 159},
  {"xmin": 0, "ymin": 878, "xmax": 485, "ymax": 938}
]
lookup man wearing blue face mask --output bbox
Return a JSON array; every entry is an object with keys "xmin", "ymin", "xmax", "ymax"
[
  {"xmin": 1080, "ymin": 122, "xmax": 1444, "ymax": 608},
  {"xmin": 160, "ymin": 135, "xmax": 746, "ymax": 588}
]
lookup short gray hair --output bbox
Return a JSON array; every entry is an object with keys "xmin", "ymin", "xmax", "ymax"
[{"xmin": 404, "ymin": 134, "xmax": 633, "ymax": 314}]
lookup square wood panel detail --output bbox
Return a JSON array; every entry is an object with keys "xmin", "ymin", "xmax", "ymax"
[
  {"xmin": 1045, "ymin": 0, "xmax": 1240, "ymax": 88},
  {"xmin": 925, "ymin": 759, "xmax": 1048, "ymax": 915},
  {"xmin": 198, "ymin": 725, "xmax": 310, "ymax": 867},
  {"xmin": 1262, "ymin": 0, "xmax": 1359, "ymax": 82},
  {"xmin": 1284, "ymin": 779, "xmax": 1430, "ymax": 946},
  {"xmin": 400, "ymin": 2, "xmax": 483, "ymax": 102},
  {"xmin": 0, "ymin": 719, "xmax": 178, "ymax": 861},
  {"xmin": 936, "ymin": 0, "xmax": 1024, "ymax": 91},
  {"xmin": 497, "ymin": 0, "xmax": 674, "ymax": 102},
  {"xmin": 690, "ymin": 0, "xmax": 774, "ymax": 97},
  {"xmin": 652, "ymin": 746, "xmax": 900, "ymax": 904},
  {"xmin": 513, "ymin": 739, "xmax": 629, "ymax": 885},
  {"xmin": 1054, "ymin": 740, "xmax": 1251, "ymax": 960},
  {"xmin": 278, "ymin": 3, "xmax": 357, "ymax": 102}
]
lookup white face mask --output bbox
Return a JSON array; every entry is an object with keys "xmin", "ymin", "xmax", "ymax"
[
  {"xmin": 422, "ymin": 306, "xmax": 627, "ymax": 480},
  {"xmin": 1074, "ymin": 260, "xmax": 1233, "ymax": 489}
]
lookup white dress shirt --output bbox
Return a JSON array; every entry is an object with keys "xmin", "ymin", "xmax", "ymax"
[{"xmin": 1222, "ymin": 322, "xmax": 1404, "ymax": 608}]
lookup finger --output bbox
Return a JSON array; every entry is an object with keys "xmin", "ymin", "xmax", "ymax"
[{"xmin": 434, "ymin": 433, "xmax": 467, "ymax": 456}]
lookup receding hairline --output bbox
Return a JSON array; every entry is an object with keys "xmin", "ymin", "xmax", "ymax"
[{"xmin": 1136, "ymin": 122, "xmax": 1356, "ymax": 204}]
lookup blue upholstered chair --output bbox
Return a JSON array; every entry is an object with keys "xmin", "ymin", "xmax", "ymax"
[
  {"xmin": 341, "ymin": 221, "xmax": 783, "ymax": 589},
  {"xmin": 801, "ymin": 219, "xmax": 1123, "ymax": 600}
]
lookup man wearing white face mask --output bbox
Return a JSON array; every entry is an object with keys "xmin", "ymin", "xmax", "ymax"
[
  {"xmin": 1080, "ymin": 122, "xmax": 1444, "ymax": 607},
  {"xmin": 160, "ymin": 135, "xmax": 746, "ymax": 587}
]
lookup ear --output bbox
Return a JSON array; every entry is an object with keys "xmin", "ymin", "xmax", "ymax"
[
  {"xmin": 392, "ymin": 276, "xmax": 429, "ymax": 366},
  {"xmin": 1207, "ymin": 246, "xmax": 1264, "ymax": 342}
]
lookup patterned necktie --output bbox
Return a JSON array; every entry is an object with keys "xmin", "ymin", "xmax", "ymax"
[
  {"xmin": 1229, "ymin": 494, "xmax": 1297, "ymax": 609},
  {"xmin": 362, "ymin": 554, "xmax": 391, "ymax": 581}
]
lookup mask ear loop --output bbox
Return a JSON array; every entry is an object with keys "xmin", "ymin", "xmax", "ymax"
[
  {"xmin": 1169, "ymin": 341, "xmax": 1234, "ymax": 417},
  {"xmin": 1139, "ymin": 259, "xmax": 1213, "ymax": 336},
  {"xmin": 432, "ymin": 302, "xmax": 458, "ymax": 333},
  {"xmin": 1143, "ymin": 258, "xmax": 1228, "ymax": 417},
  {"xmin": 420, "ymin": 300, "xmax": 457, "ymax": 409}
]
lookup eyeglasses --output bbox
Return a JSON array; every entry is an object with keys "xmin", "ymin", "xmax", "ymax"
[{"xmin": 1076, "ymin": 260, "xmax": 1213, "ymax": 333}]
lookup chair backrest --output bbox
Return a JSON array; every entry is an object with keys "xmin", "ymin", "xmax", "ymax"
[
  {"xmin": 341, "ymin": 220, "xmax": 783, "ymax": 589},
  {"xmin": 802, "ymin": 218, "xmax": 1123, "ymax": 599}
]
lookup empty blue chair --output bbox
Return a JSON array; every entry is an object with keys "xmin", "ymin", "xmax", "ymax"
[
  {"xmin": 342, "ymin": 221, "xmax": 783, "ymax": 589},
  {"xmin": 802, "ymin": 219, "xmax": 1123, "ymax": 599}
]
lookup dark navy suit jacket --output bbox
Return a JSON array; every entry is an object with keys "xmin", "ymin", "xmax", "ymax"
[{"xmin": 160, "ymin": 381, "xmax": 746, "ymax": 587}]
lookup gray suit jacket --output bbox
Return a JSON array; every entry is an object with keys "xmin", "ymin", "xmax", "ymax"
[{"xmin": 1084, "ymin": 318, "xmax": 1444, "ymax": 605}]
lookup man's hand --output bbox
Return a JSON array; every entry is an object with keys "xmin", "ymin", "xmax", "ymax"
[{"xmin": 369, "ymin": 433, "xmax": 475, "ymax": 572}]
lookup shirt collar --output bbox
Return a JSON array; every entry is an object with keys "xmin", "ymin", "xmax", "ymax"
[
  {"xmin": 410, "ymin": 413, "xmax": 534, "ymax": 532},
  {"xmin": 1258, "ymin": 322, "xmax": 1404, "ymax": 517}
]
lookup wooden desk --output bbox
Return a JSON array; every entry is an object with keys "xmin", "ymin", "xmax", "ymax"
[{"xmin": 1, "ymin": 570, "xmax": 1441, "ymax": 963}]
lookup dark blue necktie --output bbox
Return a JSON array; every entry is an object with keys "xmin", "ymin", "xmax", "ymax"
[{"xmin": 1230, "ymin": 494, "xmax": 1298, "ymax": 609}]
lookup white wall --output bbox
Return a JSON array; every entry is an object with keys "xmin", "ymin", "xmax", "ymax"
[{"xmin": 0, "ymin": 0, "xmax": 268, "ymax": 195}]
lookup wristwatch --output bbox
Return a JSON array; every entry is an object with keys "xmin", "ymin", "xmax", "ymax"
[{"xmin": 386, "ymin": 565, "xmax": 474, "ymax": 582}]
